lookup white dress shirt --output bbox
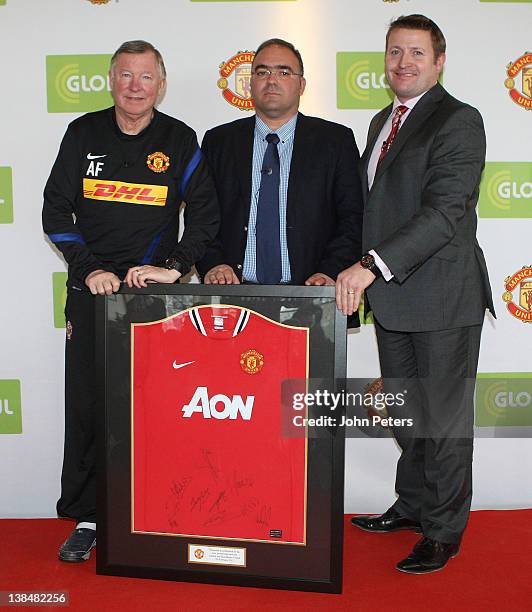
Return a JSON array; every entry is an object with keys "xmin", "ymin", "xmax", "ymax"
[{"xmin": 366, "ymin": 91, "xmax": 428, "ymax": 281}]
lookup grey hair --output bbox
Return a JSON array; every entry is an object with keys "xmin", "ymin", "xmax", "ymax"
[{"xmin": 110, "ymin": 40, "xmax": 166, "ymax": 79}]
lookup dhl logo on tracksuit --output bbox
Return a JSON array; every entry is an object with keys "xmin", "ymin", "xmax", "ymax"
[{"xmin": 83, "ymin": 178, "xmax": 167, "ymax": 206}]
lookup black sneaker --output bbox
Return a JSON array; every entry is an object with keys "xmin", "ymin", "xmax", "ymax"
[{"xmin": 58, "ymin": 528, "xmax": 96, "ymax": 562}]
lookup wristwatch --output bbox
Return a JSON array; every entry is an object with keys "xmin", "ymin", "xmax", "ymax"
[
  {"xmin": 360, "ymin": 253, "xmax": 382, "ymax": 278},
  {"xmin": 164, "ymin": 257, "xmax": 185, "ymax": 276}
]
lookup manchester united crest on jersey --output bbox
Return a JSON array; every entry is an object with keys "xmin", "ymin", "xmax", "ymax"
[
  {"xmin": 146, "ymin": 151, "xmax": 170, "ymax": 173},
  {"xmin": 240, "ymin": 349, "xmax": 264, "ymax": 374}
]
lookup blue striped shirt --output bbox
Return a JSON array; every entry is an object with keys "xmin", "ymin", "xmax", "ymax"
[{"xmin": 242, "ymin": 114, "xmax": 297, "ymax": 283}]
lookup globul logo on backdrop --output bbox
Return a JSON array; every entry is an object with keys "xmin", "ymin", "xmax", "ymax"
[
  {"xmin": 0, "ymin": 167, "xmax": 13, "ymax": 224},
  {"xmin": 504, "ymin": 52, "xmax": 532, "ymax": 110},
  {"xmin": 46, "ymin": 54, "xmax": 113, "ymax": 113},
  {"xmin": 217, "ymin": 51, "xmax": 255, "ymax": 111},
  {"xmin": 0, "ymin": 380, "xmax": 22, "ymax": 435},
  {"xmin": 502, "ymin": 266, "xmax": 532, "ymax": 323},
  {"xmin": 479, "ymin": 162, "xmax": 532, "ymax": 218},
  {"xmin": 475, "ymin": 374, "xmax": 532, "ymax": 427},
  {"xmin": 53, "ymin": 272, "xmax": 68, "ymax": 329},
  {"xmin": 337, "ymin": 52, "xmax": 393, "ymax": 109}
]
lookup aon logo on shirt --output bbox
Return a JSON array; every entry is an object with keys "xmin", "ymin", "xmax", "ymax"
[{"xmin": 182, "ymin": 387, "xmax": 254, "ymax": 420}]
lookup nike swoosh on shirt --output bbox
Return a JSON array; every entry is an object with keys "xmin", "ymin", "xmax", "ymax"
[
  {"xmin": 172, "ymin": 360, "xmax": 196, "ymax": 370},
  {"xmin": 86, "ymin": 153, "xmax": 107, "ymax": 160}
]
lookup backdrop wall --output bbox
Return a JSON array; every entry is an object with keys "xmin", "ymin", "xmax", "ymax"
[{"xmin": 1, "ymin": 0, "xmax": 531, "ymax": 517}]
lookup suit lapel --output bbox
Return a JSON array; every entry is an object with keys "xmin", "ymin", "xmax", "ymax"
[
  {"xmin": 286, "ymin": 112, "xmax": 309, "ymax": 223},
  {"xmin": 372, "ymin": 84, "xmax": 446, "ymax": 185},
  {"xmin": 236, "ymin": 117, "xmax": 255, "ymax": 212},
  {"xmin": 361, "ymin": 106, "xmax": 391, "ymax": 199}
]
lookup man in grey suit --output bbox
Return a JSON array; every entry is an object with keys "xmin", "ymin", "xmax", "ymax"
[{"xmin": 336, "ymin": 15, "xmax": 494, "ymax": 573}]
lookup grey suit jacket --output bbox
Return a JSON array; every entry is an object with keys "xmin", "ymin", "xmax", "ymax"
[{"xmin": 361, "ymin": 83, "xmax": 495, "ymax": 332}]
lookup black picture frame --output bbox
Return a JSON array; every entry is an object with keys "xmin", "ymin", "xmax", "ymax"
[{"xmin": 96, "ymin": 285, "xmax": 346, "ymax": 593}]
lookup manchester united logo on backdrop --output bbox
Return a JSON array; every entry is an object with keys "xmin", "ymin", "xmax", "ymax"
[
  {"xmin": 240, "ymin": 349, "xmax": 264, "ymax": 374},
  {"xmin": 504, "ymin": 53, "xmax": 532, "ymax": 110},
  {"xmin": 502, "ymin": 266, "xmax": 532, "ymax": 323},
  {"xmin": 146, "ymin": 152, "xmax": 170, "ymax": 173},
  {"xmin": 217, "ymin": 51, "xmax": 255, "ymax": 111}
]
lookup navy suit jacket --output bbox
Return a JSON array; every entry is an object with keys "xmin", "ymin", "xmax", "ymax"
[{"xmin": 196, "ymin": 112, "xmax": 363, "ymax": 285}]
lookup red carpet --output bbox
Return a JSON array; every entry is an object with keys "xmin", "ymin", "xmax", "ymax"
[{"xmin": 1, "ymin": 511, "xmax": 530, "ymax": 611}]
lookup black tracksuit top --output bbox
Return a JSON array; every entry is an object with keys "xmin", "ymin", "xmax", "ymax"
[{"xmin": 43, "ymin": 107, "xmax": 219, "ymax": 289}]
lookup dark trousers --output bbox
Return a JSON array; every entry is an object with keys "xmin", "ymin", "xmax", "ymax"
[
  {"xmin": 56, "ymin": 289, "xmax": 97, "ymax": 523},
  {"xmin": 375, "ymin": 320, "xmax": 483, "ymax": 544}
]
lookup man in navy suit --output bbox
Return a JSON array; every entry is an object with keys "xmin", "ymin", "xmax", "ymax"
[
  {"xmin": 336, "ymin": 15, "xmax": 494, "ymax": 573},
  {"xmin": 197, "ymin": 38, "xmax": 363, "ymax": 287}
]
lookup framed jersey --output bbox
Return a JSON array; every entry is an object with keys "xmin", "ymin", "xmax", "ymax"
[{"xmin": 96, "ymin": 285, "xmax": 346, "ymax": 593}]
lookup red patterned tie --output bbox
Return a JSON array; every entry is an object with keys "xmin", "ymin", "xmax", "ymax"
[{"xmin": 377, "ymin": 105, "xmax": 409, "ymax": 167}]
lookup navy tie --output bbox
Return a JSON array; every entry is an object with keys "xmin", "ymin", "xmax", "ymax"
[{"xmin": 256, "ymin": 133, "xmax": 282, "ymax": 284}]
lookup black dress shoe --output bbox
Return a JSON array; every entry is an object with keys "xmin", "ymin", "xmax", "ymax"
[
  {"xmin": 58, "ymin": 528, "xmax": 96, "ymax": 563},
  {"xmin": 396, "ymin": 536, "xmax": 459, "ymax": 574},
  {"xmin": 350, "ymin": 507, "xmax": 422, "ymax": 533}
]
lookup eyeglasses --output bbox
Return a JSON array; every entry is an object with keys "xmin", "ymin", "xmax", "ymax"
[{"xmin": 252, "ymin": 68, "xmax": 303, "ymax": 80}]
